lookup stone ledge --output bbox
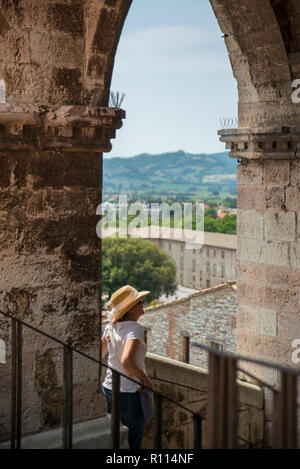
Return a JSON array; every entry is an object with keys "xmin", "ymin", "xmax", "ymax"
[
  {"xmin": 146, "ymin": 353, "xmax": 264, "ymax": 409},
  {"xmin": 0, "ymin": 104, "xmax": 125, "ymax": 152},
  {"xmin": 218, "ymin": 127, "xmax": 300, "ymax": 160}
]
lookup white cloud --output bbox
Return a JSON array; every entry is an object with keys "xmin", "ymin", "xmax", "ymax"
[{"xmin": 114, "ymin": 25, "xmax": 230, "ymax": 75}]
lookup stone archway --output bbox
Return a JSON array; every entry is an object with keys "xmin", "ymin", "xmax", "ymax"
[{"xmin": 0, "ymin": 0, "xmax": 299, "ymax": 442}]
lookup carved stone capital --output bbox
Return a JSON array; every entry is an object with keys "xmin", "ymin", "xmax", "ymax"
[
  {"xmin": 0, "ymin": 104, "xmax": 125, "ymax": 152},
  {"xmin": 218, "ymin": 126, "xmax": 300, "ymax": 160}
]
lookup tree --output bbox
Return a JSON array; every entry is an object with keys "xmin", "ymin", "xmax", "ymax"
[
  {"xmin": 205, "ymin": 207, "xmax": 218, "ymax": 219},
  {"xmin": 216, "ymin": 214, "xmax": 236, "ymax": 234},
  {"xmin": 102, "ymin": 238, "xmax": 177, "ymax": 302}
]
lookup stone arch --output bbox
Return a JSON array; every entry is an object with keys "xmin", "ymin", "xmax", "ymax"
[
  {"xmin": 106, "ymin": 0, "xmax": 300, "ymax": 127},
  {"xmin": 0, "ymin": 0, "xmax": 132, "ymax": 106}
]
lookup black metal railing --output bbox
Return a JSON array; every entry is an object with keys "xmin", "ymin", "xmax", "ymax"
[
  {"xmin": 0, "ymin": 310, "xmax": 203, "ymax": 450},
  {"xmin": 1, "ymin": 309, "xmax": 300, "ymax": 449},
  {"xmin": 190, "ymin": 341, "xmax": 300, "ymax": 449}
]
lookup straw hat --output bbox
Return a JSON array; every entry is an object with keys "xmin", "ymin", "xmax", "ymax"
[{"xmin": 109, "ymin": 285, "xmax": 150, "ymax": 323}]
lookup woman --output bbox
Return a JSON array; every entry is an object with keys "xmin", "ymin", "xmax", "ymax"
[{"xmin": 101, "ymin": 285, "xmax": 154, "ymax": 450}]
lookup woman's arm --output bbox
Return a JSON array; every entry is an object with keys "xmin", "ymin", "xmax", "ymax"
[
  {"xmin": 101, "ymin": 336, "xmax": 108, "ymax": 359},
  {"xmin": 121, "ymin": 339, "xmax": 154, "ymax": 390}
]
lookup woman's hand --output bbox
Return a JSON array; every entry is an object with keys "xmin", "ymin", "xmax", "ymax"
[{"xmin": 141, "ymin": 375, "xmax": 154, "ymax": 391}]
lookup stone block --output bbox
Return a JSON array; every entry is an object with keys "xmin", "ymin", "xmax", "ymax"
[
  {"xmin": 264, "ymin": 265, "xmax": 300, "ymax": 288},
  {"xmin": 238, "ymin": 238, "xmax": 290, "ymax": 267},
  {"xmin": 237, "ymin": 262, "xmax": 265, "ymax": 284},
  {"xmin": 286, "ymin": 187, "xmax": 300, "ymax": 211},
  {"xmin": 265, "ymin": 186, "xmax": 285, "ymax": 210},
  {"xmin": 290, "ymin": 159, "xmax": 300, "ymax": 187},
  {"xmin": 264, "ymin": 210, "xmax": 296, "ymax": 242},
  {"xmin": 27, "ymin": 151, "xmax": 101, "ymax": 189},
  {"xmin": 237, "ymin": 209, "xmax": 264, "ymax": 239},
  {"xmin": 237, "ymin": 161, "xmax": 263, "ymax": 186},
  {"xmin": 290, "ymin": 242, "xmax": 300, "ymax": 269},
  {"xmin": 30, "ymin": 32, "xmax": 84, "ymax": 68},
  {"xmin": 263, "ymin": 160, "xmax": 290, "ymax": 186},
  {"xmin": 237, "ymin": 185, "xmax": 265, "ymax": 211},
  {"xmin": 47, "ymin": 3, "xmax": 84, "ymax": 35},
  {"xmin": 277, "ymin": 312, "xmax": 300, "ymax": 340}
]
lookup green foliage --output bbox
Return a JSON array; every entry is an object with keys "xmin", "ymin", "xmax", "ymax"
[
  {"xmin": 204, "ymin": 208, "xmax": 218, "ymax": 219},
  {"xmin": 102, "ymin": 238, "xmax": 177, "ymax": 302}
]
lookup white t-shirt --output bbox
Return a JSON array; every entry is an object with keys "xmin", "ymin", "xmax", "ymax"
[{"xmin": 102, "ymin": 321, "xmax": 147, "ymax": 393}]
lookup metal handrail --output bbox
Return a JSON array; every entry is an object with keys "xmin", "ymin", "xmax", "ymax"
[
  {"xmin": 2, "ymin": 309, "xmax": 299, "ymax": 449},
  {"xmin": 0, "ymin": 310, "xmax": 203, "ymax": 450},
  {"xmin": 190, "ymin": 341, "xmax": 300, "ymax": 376}
]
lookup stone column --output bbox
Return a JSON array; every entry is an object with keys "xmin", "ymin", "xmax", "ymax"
[
  {"xmin": 0, "ymin": 104, "xmax": 125, "ymax": 439},
  {"xmin": 219, "ymin": 126, "xmax": 300, "ymax": 443},
  {"xmin": 219, "ymin": 126, "xmax": 300, "ymax": 384}
]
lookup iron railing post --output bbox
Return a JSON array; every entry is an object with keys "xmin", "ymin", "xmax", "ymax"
[
  {"xmin": 274, "ymin": 371, "xmax": 298, "ymax": 449},
  {"xmin": 11, "ymin": 318, "xmax": 16, "ymax": 449},
  {"xmin": 207, "ymin": 351, "xmax": 237, "ymax": 449},
  {"xmin": 63, "ymin": 339, "xmax": 73, "ymax": 449},
  {"xmin": 154, "ymin": 393, "xmax": 163, "ymax": 449},
  {"xmin": 193, "ymin": 414, "xmax": 202, "ymax": 449},
  {"xmin": 11, "ymin": 318, "xmax": 22, "ymax": 450},
  {"xmin": 111, "ymin": 370, "xmax": 120, "ymax": 449}
]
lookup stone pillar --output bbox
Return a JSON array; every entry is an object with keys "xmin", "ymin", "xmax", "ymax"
[
  {"xmin": 219, "ymin": 127, "xmax": 300, "ymax": 444},
  {"xmin": 219, "ymin": 126, "xmax": 300, "ymax": 384},
  {"xmin": 0, "ymin": 104, "xmax": 125, "ymax": 439}
]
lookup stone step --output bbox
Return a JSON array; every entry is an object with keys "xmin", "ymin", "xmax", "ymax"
[{"xmin": 0, "ymin": 415, "xmax": 129, "ymax": 449}]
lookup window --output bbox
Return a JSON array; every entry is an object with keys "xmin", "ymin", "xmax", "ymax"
[
  {"xmin": 199, "ymin": 270, "xmax": 202, "ymax": 281},
  {"xmin": 181, "ymin": 244, "xmax": 184, "ymax": 252},
  {"xmin": 168, "ymin": 241, "xmax": 172, "ymax": 250},
  {"xmin": 192, "ymin": 260, "xmax": 196, "ymax": 272},
  {"xmin": 221, "ymin": 265, "xmax": 225, "ymax": 277},
  {"xmin": 221, "ymin": 250, "xmax": 225, "ymax": 259},
  {"xmin": 214, "ymin": 248, "xmax": 217, "ymax": 257},
  {"xmin": 207, "ymin": 248, "xmax": 210, "ymax": 257},
  {"xmin": 207, "ymin": 262, "xmax": 210, "ymax": 273},
  {"xmin": 206, "ymin": 279, "xmax": 210, "ymax": 288},
  {"xmin": 208, "ymin": 339, "xmax": 224, "ymax": 353},
  {"xmin": 213, "ymin": 264, "xmax": 217, "ymax": 275}
]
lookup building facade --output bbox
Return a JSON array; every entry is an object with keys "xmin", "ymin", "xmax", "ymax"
[
  {"xmin": 140, "ymin": 282, "xmax": 237, "ymax": 369},
  {"xmin": 151, "ymin": 231, "xmax": 237, "ymax": 290}
]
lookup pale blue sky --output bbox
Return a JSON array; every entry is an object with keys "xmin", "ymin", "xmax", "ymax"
[{"xmin": 109, "ymin": 0, "xmax": 238, "ymax": 158}]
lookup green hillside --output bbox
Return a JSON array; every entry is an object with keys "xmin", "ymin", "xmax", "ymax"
[{"xmin": 103, "ymin": 150, "xmax": 237, "ymax": 195}]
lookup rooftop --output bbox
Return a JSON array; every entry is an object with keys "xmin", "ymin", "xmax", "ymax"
[{"xmin": 102, "ymin": 226, "xmax": 237, "ymax": 250}]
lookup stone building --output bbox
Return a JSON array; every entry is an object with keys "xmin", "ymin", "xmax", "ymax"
[
  {"xmin": 151, "ymin": 231, "xmax": 236, "ymax": 290},
  {"xmin": 140, "ymin": 282, "xmax": 237, "ymax": 369}
]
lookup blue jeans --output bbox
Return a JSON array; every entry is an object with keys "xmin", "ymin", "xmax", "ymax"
[{"xmin": 102, "ymin": 386, "xmax": 145, "ymax": 450}]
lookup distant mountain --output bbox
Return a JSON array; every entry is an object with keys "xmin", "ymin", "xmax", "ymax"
[{"xmin": 103, "ymin": 150, "xmax": 237, "ymax": 194}]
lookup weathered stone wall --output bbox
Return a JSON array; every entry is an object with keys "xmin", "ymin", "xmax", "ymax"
[
  {"xmin": 0, "ymin": 0, "xmax": 132, "ymax": 106},
  {"xmin": 0, "ymin": 149, "xmax": 107, "ymax": 440},
  {"xmin": 140, "ymin": 283, "xmax": 237, "ymax": 368},
  {"xmin": 143, "ymin": 353, "xmax": 264, "ymax": 449},
  {"xmin": 0, "ymin": 0, "xmax": 132, "ymax": 441}
]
